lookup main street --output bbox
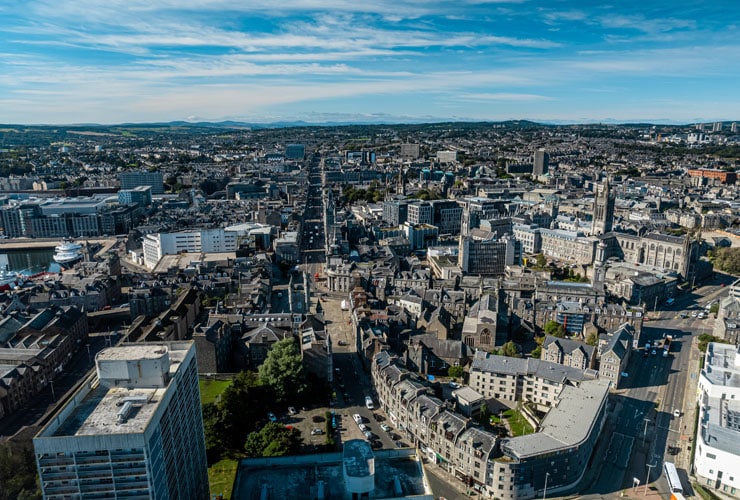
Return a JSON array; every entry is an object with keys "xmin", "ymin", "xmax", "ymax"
[{"xmin": 575, "ymin": 275, "xmax": 731, "ymax": 499}]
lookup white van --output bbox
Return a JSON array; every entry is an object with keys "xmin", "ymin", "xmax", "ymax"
[{"xmin": 365, "ymin": 396, "xmax": 374, "ymax": 410}]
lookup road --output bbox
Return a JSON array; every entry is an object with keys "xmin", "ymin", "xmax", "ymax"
[{"xmin": 574, "ymin": 277, "xmax": 729, "ymax": 499}]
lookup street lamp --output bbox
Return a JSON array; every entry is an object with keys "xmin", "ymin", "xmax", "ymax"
[
  {"xmin": 644, "ymin": 463, "xmax": 656, "ymax": 495},
  {"xmin": 543, "ymin": 472, "xmax": 550, "ymax": 500}
]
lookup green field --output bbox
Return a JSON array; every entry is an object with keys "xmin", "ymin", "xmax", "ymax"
[
  {"xmin": 209, "ymin": 458, "xmax": 238, "ymax": 500},
  {"xmin": 199, "ymin": 378, "xmax": 232, "ymax": 405}
]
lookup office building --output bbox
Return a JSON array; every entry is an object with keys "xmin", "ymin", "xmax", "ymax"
[
  {"xmin": 382, "ymin": 200, "xmax": 408, "ymax": 226},
  {"xmin": 458, "ymin": 230, "xmax": 520, "ymax": 276},
  {"xmin": 436, "ymin": 150, "xmax": 459, "ymax": 163},
  {"xmin": 407, "ymin": 201, "xmax": 433, "ymax": 225},
  {"xmin": 33, "ymin": 342, "xmax": 209, "ymax": 499},
  {"xmin": 120, "ymin": 171, "xmax": 164, "ymax": 195},
  {"xmin": 118, "ymin": 185, "xmax": 153, "ymax": 207},
  {"xmin": 400, "ymin": 143, "xmax": 420, "ymax": 159},
  {"xmin": 533, "ymin": 149, "xmax": 549, "ymax": 176},
  {"xmin": 142, "ymin": 228, "xmax": 238, "ymax": 269},
  {"xmin": 285, "ymin": 143, "xmax": 305, "ymax": 160},
  {"xmin": 694, "ymin": 343, "xmax": 740, "ymax": 496}
]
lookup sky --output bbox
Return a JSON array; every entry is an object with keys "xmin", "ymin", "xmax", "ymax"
[{"xmin": 0, "ymin": 0, "xmax": 738, "ymax": 125}]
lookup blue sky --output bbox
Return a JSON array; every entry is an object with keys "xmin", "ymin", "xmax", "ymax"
[{"xmin": 0, "ymin": 0, "xmax": 738, "ymax": 124}]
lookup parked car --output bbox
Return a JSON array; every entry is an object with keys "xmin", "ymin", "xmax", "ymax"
[
  {"xmin": 673, "ymin": 409, "xmax": 681, "ymax": 418},
  {"xmin": 267, "ymin": 412, "xmax": 277, "ymax": 423},
  {"xmin": 353, "ymin": 413, "xmax": 363, "ymax": 425},
  {"xmin": 358, "ymin": 423, "xmax": 368, "ymax": 432},
  {"xmin": 363, "ymin": 430, "xmax": 373, "ymax": 440},
  {"xmin": 365, "ymin": 396, "xmax": 375, "ymax": 410},
  {"xmin": 337, "ymin": 340, "xmax": 348, "ymax": 346},
  {"xmin": 380, "ymin": 423, "xmax": 391, "ymax": 432},
  {"xmin": 311, "ymin": 428, "xmax": 324, "ymax": 436},
  {"xmin": 448, "ymin": 381, "xmax": 461, "ymax": 389},
  {"xmin": 288, "ymin": 406, "xmax": 298, "ymax": 416}
]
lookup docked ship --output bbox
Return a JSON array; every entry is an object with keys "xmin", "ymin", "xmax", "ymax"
[{"xmin": 53, "ymin": 239, "xmax": 84, "ymax": 266}]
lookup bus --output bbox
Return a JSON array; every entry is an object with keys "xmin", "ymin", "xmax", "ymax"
[{"xmin": 664, "ymin": 462, "xmax": 683, "ymax": 495}]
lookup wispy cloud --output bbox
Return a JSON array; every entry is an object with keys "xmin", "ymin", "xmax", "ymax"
[{"xmin": 0, "ymin": 0, "xmax": 738, "ymax": 123}]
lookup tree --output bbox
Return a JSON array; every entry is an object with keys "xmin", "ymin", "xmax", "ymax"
[
  {"xmin": 586, "ymin": 332, "xmax": 599, "ymax": 346},
  {"xmin": 0, "ymin": 443, "xmax": 41, "ymax": 500},
  {"xmin": 544, "ymin": 320, "xmax": 566, "ymax": 338},
  {"xmin": 448, "ymin": 365, "xmax": 464, "ymax": 380},
  {"xmin": 712, "ymin": 247, "xmax": 740, "ymax": 275},
  {"xmin": 535, "ymin": 254, "xmax": 547, "ymax": 268},
  {"xmin": 244, "ymin": 422, "xmax": 303, "ymax": 457},
  {"xmin": 500, "ymin": 341, "xmax": 520, "ymax": 358},
  {"xmin": 258, "ymin": 337, "xmax": 306, "ymax": 403},
  {"xmin": 710, "ymin": 303, "xmax": 720, "ymax": 316}
]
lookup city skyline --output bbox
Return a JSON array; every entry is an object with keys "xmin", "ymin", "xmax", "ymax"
[{"xmin": 1, "ymin": 0, "xmax": 739, "ymax": 125}]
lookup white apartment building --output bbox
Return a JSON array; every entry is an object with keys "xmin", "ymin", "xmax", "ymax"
[
  {"xmin": 694, "ymin": 343, "xmax": 740, "ymax": 497},
  {"xmin": 142, "ymin": 228, "xmax": 238, "ymax": 268},
  {"xmin": 540, "ymin": 228, "xmax": 597, "ymax": 265},
  {"xmin": 33, "ymin": 342, "xmax": 209, "ymax": 499}
]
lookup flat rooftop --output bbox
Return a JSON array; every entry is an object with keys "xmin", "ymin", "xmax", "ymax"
[
  {"xmin": 232, "ymin": 448, "xmax": 433, "ymax": 500},
  {"xmin": 37, "ymin": 343, "xmax": 189, "ymax": 439},
  {"xmin": 704, "ymin": 342, "xmax": 740, "ymax": 388},
  {"xmin": 500, "ymin": 379, "xmax": 610, "ymax": 459}
]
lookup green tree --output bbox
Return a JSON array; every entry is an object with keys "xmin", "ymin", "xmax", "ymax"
[
  {"xmin": 0, "ymin": 443, "xmax": 41, "ymax": 500},
  {"xmin": 244, "ymin": 422, "xmax": 303, "ymax": 457},
  {"xmin": 500, "ymin": 341, "xmax": 520, "ymax": 358},
  {"xmin": 535, "ymin": 254, "xmax": 547, "ymax": 268},
  {"xmin": 258, "ymin": 337, "xmax": 306, "ymax": 403},
  {"xmin": 448, "ymin": 365, "xmax": 464, "ymax": 380},
  {"xmin": 712, "ymin": 247, "xmax": 740, "ymax": 275},
  {"xmin": 586, "ymin": 332, "xmax": 599, "ymax": 346},
  {"xmin": 544, "ymin": 320, "xmax": 566, "ymax": 338},
  {"xmin": 710, "ymin": 303, "xmax": 720, "ymax": 316}
]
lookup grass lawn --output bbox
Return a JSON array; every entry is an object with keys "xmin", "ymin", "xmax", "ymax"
[
  {"xmin": 492, "ymin": 409, "xmax": 534, "ymax": 437},
  {"xmin": 199, "ymin": 378, "xmax": 232, "ymax": 405},
  {"xmin": 208, "ymin": 458, "xmax": 239, "ymax": 500}
]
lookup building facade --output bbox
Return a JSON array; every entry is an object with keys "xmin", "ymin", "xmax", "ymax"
[{"xmin": 33, "ymin": 342, "xmax": 209, "ymax": 500}]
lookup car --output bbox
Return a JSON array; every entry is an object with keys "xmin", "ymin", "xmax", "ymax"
[
  {"xmin": 643, "ymin": 350, "xmax": 650, "ymax": 358},
  {"xmin": 448, "ymin": 381, "xmax": 461, "ymax": 389},
  {"xmin": 358, "ymin": 423, "xmax": 368, "ymax": 432},
  {"xmin": 311, "ymin": 428, "xmax": 324, "ymax": 436},
  {"xmin": 680, "ymin": 312, "xmax": 689, "ymax": 319},
  {"xmin": 390, "ymin": 433, "xmax": 401, "ymax": 441},
  {"xmin": 380, "ymin": 423, "xmax": 391, "ymax": 432},
  {"xmin": 312, "ymin": 415, "xmax": 325, "ymax": 423},
  {"xmin": 395, "ymin": 441, "xmax": 404, "ymax": 448},
  {"xmin": 288, "ymin": 407, "xmax": 298, "ymax": 416},
  {"xmin": 363, "ymin": 430, "xmax": 373, "ymax": 440},
  {"xmin": 698, "ymin": 312, "xmax": 706, "ymax": 319},
  {"xmin": 267, "ymin": 412, "xmax": 277, "ymax": 422},
  {"xmin": 370, "ymin": 439, "xmax": 383, "ymax": 449},
  {"xmin": 365, "ymin": 396, "xmax": 375, "ymax": 410},
  {"xmin": 337, "ymin": 340, "xmax": 348, "ymax": 346},
  {"xmin": 691, "ymin": 311, "xmax": 698, "ymax": 318},
  {"xmin": 353, "ymin": 414, "xmax": 363, "ymax": 425},
  {"xmin": 651, "ymin": 349, "xmax": 657, "ymax": 356},
  {"xmin": 673, "ymin": 409, "xmax": 681, "ymax": 418}
]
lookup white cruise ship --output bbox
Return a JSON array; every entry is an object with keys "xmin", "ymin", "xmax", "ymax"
[{"xmin": 53, "ymin": 240, "xmax": 84, "ymax": 266}]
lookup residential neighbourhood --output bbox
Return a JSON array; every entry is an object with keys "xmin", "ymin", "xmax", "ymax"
[{"xmin": 0, "ymin": 120, "xmax": 739, "ymax": 499}]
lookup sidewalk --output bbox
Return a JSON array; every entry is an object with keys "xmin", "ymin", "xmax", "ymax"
[{"xmin": 674, "ymin": 336, "xmax": 701, "ymax": 474}]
